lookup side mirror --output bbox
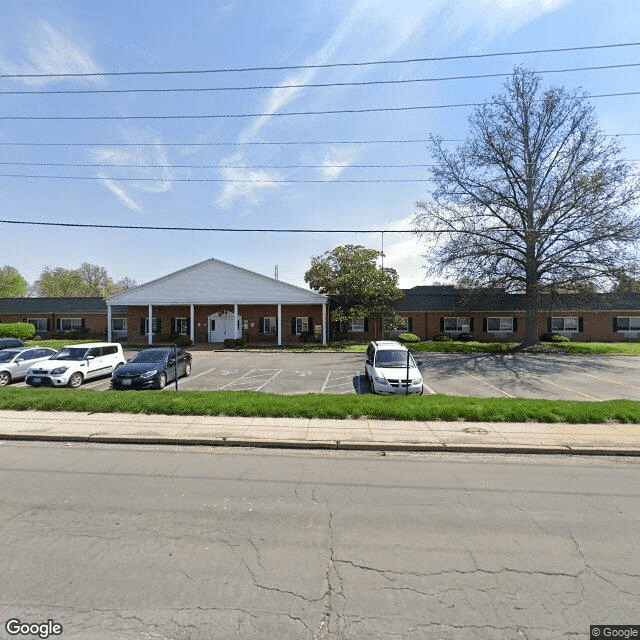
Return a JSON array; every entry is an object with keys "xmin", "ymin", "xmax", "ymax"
[
  {"xmin": 416, "ymin": 360, "xmax": 423, "ymax": 366},
  {"xmin": 365, "ymin": 359, "xmax": 372, "ymax": 365},
  {"xmin": 86, "ymin": 355, "xmax": 95, "ymax": 361}
]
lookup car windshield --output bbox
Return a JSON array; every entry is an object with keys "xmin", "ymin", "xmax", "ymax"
[
  {"xmin": 131, "ymin": 350, "xmax": 168, "ymax": 363},
  {"xmin": 375, "ymin": 350, "xmax": 415, "ymax": 368},
  {"xmin": 0, "ymin": 350, "xmax": 20, "ymax": 362},
  {"xmin": 50, "ymin": 348, "xmax": 89, "ymax": 361}
]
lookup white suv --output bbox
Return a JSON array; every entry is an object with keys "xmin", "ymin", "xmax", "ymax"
[
  {"xmin": 365, "ymin": 340, "xmax": 424, "ymax": 395},
  {"xmin": 26, "ymin": 343, "xmax": 126, "ymax": 389}
]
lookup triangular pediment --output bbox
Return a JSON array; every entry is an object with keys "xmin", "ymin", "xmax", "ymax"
[{"xmin": 106, "ymin": 259, "xmax": 327, "ymax": 306}]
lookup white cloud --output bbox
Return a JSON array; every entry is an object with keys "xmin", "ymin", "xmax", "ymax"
[
  {"xmin": 91, "ymin": 128, "xmax": 174, "ymax": 209},
  {"xmin": 320, "ymin": 146, "xmax": 359, "ymax": 181},
  {"xmin": 215, "ymin": 153, "xmax": 281, "ymax": 209},
  {"xmin": 0, "ymin": 19, "xmax": 102, "ymax": 85},
  {"xmin": 99, "ymin": 177, "xmax": 141, "ymax": 211}
]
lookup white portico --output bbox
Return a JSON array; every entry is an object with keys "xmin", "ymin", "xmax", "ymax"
[{"xmin": 106, "ymin": 258, "xmax": 328, "ymax": 346}]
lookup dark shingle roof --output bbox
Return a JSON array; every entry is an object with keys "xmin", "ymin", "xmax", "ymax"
[
  {"xmin": 0, "ymin": 298, "xmax": 126, "ymax": 313},
  {"xmin": 394, "ymin": 288, "xmax": 640, "ymax": 312}
]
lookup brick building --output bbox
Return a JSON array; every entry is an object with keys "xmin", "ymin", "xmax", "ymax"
[{"xmin": 341, "ymin": 286, "xmax": 640, "ymax": 342}]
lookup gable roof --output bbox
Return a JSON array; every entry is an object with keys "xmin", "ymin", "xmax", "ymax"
[{"xmin": 106, "ymin": 258, "xmax": 327, "ymax": 306}]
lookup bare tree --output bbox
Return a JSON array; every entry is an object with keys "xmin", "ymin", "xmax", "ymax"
[{"xmin": 414, "ymin": 68, "xmax": 640, "ymax": 345}]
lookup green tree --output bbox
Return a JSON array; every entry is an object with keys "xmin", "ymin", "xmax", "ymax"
[
  {"xmin": 35, "ymin": 263, "xmax": 121, "ymax": 297},
  {"xmin": 414, "ymin": 68, "xmax": 640, "ymax": 346},
  {"xmin": 304, "ymin": 245, "xmax": 404, "ymax": 329},
  {"xmin": 0, "ymin": 266, "xmax": 27, "ymax": 297}
]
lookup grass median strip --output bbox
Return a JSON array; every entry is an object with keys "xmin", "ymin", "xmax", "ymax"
[{"xmin": 1, "ymin": 388, "xmax": 640, "ymax": 423}]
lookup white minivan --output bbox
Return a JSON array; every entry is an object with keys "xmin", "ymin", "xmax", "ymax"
[
  {"xmin": 365, "ymin": 340, "xmax": 424, "ymax": 395},
  {"xmin": 26, "ymin": 342, "xmax": 126, "ymax": 389}
]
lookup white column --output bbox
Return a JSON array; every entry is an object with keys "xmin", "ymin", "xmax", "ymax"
[
  {"xmin": 107, "ymin": 304, "xmax": 112, "ymax": 342},
  {"xmin": 190, "ymin": 305, "xmax": 195, "ymax": 344},
  {"xmin": 233, "ymin": 304, "xmax": 238, "ymax": 339},
  {"xmin": 277, "ymin": 305, "xmax": 282, "ymax": 346},
  {"xmin": 322, "ymin": 303, "xmax": 327, "ymax": 346},
  {"xmin": 148, "ymin": 304, "xmax": 153, "ymax": 345}
]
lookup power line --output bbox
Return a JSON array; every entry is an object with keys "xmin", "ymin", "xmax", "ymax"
[
  {"xmin": 0, "ymin": 133, "xmax": 639, "ymax": 147},
  {"xmin": 2, "ymin": 90, "xmax": 638, "ymax": 121},
  {"xmin": 0, "ymin": 138, "xmax": 432, "ymax": 147},
  {"xmin": 1, "ymin": 41, "xmax": 638, "ymax": 79},
  {"xmin": 4, "ymin": 62, "xmax": 640, "ymax": 95},
  {"xmin": 0, "ymin": 161, "xmax": 433, "ymax": 170},
  {"xmin": 0, "ymin": 173, "xmax": 430, "ymax": 183},
  {"xmin": 0, "ymin": 219, "xmax": 420, "ymax": 232}
]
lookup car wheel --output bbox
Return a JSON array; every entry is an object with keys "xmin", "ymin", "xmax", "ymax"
[
  {"xmin": 183, "ymin": 362, "xmax": 191, "ymax": 377},
  {"xmin": 68, "ymin": 372, "xmax": 84, "ymax": 389},
  {"xmin": 157, "ymin": 372, "xmax": 167, "ymax": 390},
  {"xmin": 0, "ymin": 371, "xmax": 10, "ymax": 387}
]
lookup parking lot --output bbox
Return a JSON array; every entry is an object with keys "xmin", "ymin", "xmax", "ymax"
[{"xmin": 9, "ymin": 350, "xmax": 640, "ymax": 400}]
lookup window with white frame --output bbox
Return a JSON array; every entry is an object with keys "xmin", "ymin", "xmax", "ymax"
[
  {"xmin": 295, "ymin": 317, "xmax": 310, "ymax": 335},
  {"xmin": 27, "ymin": 318, "xmax": 48, "ymax": 333},
  {"xmin": 616, "ymin": 316, "xmax": 640, "ymax": 331},
  {"xmin": 261, "ymin": 317, "xmax": 277, "ymax": 334},
  {"xmin": 349, "ymin": 317, "xmax": 365, "ymax": 332},
  {"xmin": 173, "ymin": 317, "xmax": 188, "ymax": 335},
  {"xmin": 143, "ymin": 317, "xmax": 161, "ymax": 335},
  {"xmin": 60, "ymin": 318, "xmax": 82, "ymax": 333},
  {"xmin": 487, "ymin": 317, "xmax": 513, "ymax": 332},
  {"xmin": 551, "ymin": 317, "xmax": 579, "ymax": 332},
  {"xmin": 443, "ymin": 317, "xmax": 470, "ymax": 332},
  {"xmin": 112, "ymin": 318, "xmax": 127, "ymax": 332}
]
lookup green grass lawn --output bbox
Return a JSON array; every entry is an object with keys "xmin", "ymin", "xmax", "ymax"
[{"xmin": 2, "ymin": 387, "xmax": 640, "ymax": 423}]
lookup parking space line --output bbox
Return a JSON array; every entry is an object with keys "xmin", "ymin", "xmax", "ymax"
[
  {"xmin": 422, "ymin": 382, "xmax": 436, "ymax": 395},
  {"xmin": 462, "ymin": 370, "xmax": 516, "ymax": 397},
  {"xmin": 580, "ymin": 371, "xmax": 640, "ymax": 391},
  {"xmin": 322, "ymin": 370, "xmax": 358, "ymax": 394},
  {"xmin": 255, "ymin": 369, "xmax": 283, "ymax": 391},
  {"xmin": 183, "ymin": 366, "xmax": 217, "ymax": 383},
  {"xmin": 521, "ymin": 374, "xmax": 602, "ymax": 401}
]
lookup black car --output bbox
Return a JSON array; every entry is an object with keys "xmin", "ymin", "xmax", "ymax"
[
  {"xmin": 111, "ymin": 347, "xmax": 191, "ymax": 390},
  {"xmin": 0, "ymin": 338, "xmax": 26, "ymax": 351}
]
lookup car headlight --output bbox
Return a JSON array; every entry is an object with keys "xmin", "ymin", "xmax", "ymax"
[
  {"xmin": 374, "ymin": 376, "xmax": 387, "ymax": 384},
  {"xmin": 140, "ymin": 369, "xmax": 158, "ymax": 379},
  {"xmin": 412, "ymin": 378, "xmax": 422, "ymax": 385},
  {"xmin": 50, "ymin": 367, "xmax": 68, "ymax": 375}
]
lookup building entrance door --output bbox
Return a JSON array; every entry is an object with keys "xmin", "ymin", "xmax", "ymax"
[{"xmin": 208, "ymin": 311, "xmax": 241, "ymax": 342}]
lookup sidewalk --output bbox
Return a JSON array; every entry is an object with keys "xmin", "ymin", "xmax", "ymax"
[{"xmin": 0, "ymin": 410, "xmax": 638, "ymax": 455}]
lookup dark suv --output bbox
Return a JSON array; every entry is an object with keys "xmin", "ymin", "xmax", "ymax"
[{"xmin": 0, "ymin": 338, "xmax": 25, "ymax": 351}]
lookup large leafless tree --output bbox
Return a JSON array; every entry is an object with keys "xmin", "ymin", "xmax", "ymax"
[{"xmin": 414, "ymin": 68, "xmax": 640, "ymax": 345}]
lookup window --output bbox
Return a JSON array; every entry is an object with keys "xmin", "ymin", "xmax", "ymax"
[
  {"xmin": 260, "ymin": 317, "xmax": 277, "ymax": 334},
  {"xmin": 616, "ymin": 317, "xmax": 640, "ymax": 331},
  {"xmin": 142, "ymin": 317, "xmax": 161, "ymax": 335},
  {"xmin": 27, "ymin": 318, "xmax": 48, "ymax": 332},
  {"xmin": 551, "ymin": 317, "xmax": 579, "ymax": 332},
  {"xmin": 443, "ymin": 317, "xmax": 470, "ymax": 332},
  {"xmin": 295, "ymin": 317, "xmax": 309, "ymax": 335},
  {"xmin": 349, "ymin": 317, "xmax": 365, "ymax": 333},
  {"xmin": 487, "ymin": 317, "xmax": 514, "ymax": 332},
  {"xmin": 60, "ymin": 318, "xmax": 82, "ymax": 333},
  {"xmin": 173, "ymin": 317, "xmax": 188, "ymax": 335},
  {"xmin": 112, "ymin": 318, "xmax": 127, "ymax": 332}
]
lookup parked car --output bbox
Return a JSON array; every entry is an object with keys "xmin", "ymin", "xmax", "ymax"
[
  {"xmin": 365, "ymin": 340, "xmax": 424, "ymax": 395},
  {"xmin": 25, "ymin": 343, "xmax": 126, "ymax": 389},
  {"xmin": 111, "ymin": 347, "xmax": 192, "ymax": 390},
  {"xmin": 0, "ymin": 347, "xmax": 58, "ymax": 386},
  {"xmin": 0, "ymin": 338, "xmax": 26, "ymax": 351}
]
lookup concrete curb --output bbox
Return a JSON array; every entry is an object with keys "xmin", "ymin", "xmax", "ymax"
[{"xmin": 2, "ymin": 432, "xmax": 639, "ymax": 456}]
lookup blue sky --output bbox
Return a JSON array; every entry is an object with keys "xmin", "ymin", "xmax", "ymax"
[{"xmin": 1, "ymin": 0, "xmax": 639, "ymax": 291}]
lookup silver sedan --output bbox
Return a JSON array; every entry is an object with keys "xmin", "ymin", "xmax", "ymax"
[{"xmin": 0, "ymin": 347, "xmax": 58, "ymax": 386}]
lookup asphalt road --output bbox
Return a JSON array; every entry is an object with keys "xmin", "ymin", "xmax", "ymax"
[
  {"xmin": 1, "ymin": 441, "xmax": 639, "ymax": 639},
  {"xmin": 10, "ymin": 350, "xmax": 640, "ymax": 399}
]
